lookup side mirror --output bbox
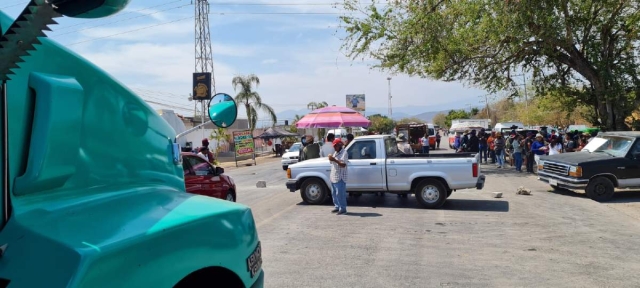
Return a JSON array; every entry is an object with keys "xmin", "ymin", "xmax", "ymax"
[
  {"xmin": 51, "ymin": 0, "xmax": 131, "ymax": 18},
  {"xmin": 215, "ymin": 167, "xmax": 225, "ymax": 175},
  {"xmin": 207, "ymin": 93, "xmax": 238, "ymax": 128}
]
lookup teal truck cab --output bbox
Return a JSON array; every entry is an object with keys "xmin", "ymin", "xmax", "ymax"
[{"xmin": 0, "ymin": 1, "xmax": 263, "ymax": 287}]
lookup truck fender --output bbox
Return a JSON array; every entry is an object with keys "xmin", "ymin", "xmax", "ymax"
[
  {"xmin": 408, "ymin": 172, "xmax": 452, "ymax": 190},
  {"xmin": 294, "ymin": 171, "xmax": 332, "ymax": 191}
]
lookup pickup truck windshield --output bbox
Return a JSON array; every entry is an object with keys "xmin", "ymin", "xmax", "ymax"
[{"xmin": 584, "ymin": 136, "xmax": 634, "ymax": 157}]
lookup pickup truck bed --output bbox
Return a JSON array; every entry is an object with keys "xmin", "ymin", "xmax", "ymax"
[{"xmin": 285, "ymin": 135, "xmax": 485, "ymax": 209}]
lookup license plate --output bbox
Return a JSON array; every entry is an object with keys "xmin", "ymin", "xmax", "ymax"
[
  {"xmin": 549, "ymin": 179, "xmax": 558, "ymax": 186},
  {"xmin": 247, "ymin": 242, "xmax": 262, "ymax": 278}
]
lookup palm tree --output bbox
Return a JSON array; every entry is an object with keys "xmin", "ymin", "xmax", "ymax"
[
  {"xmin": 290, "ymin": 114, "xmax": 303, "ymax": 133},
  {"xmin": 307, "ymin": 101, "xmax": 328, "ymax": 111},
  {"xmin": 232, "ymin": 74, "xmax": 277, "ymax": 132},
  {"xmin": 307, "ymin": 101, "xmax": 329, "ymax": 141}
]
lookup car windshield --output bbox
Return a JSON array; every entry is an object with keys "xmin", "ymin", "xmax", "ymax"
[
  {"xmin": 582, "ymin": 136, "xmax": 634, "ymax": 157},
  {"xmin": 288, "ymin": 143, "xmax": 301, "ymax": 152}
]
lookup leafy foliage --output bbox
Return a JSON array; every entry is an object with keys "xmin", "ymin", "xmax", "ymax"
[
  {"xmin": 432, "ymin": 112, "xmax": 447, "ymax": 128},
  {"xmin": 340, "ymin": 0, "xmax": 640, "ymax": 131},
  {"xmin": 367, "ymin": 114, "xmax": 395, "ymax": 133},
  {"xmin": 232, "ymin": 74, "xmax": 277, "ymax": 132},
  {"xmin": 397, "ymin": 117, "xmax": 425, "ymax": 124},
  {"xmin": 444, "ymin": 110, "xmax": 472, "ymax": 127}
]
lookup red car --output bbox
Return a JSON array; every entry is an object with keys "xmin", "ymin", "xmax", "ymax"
[{"xmin": 181, "ymin": 152, "xmax": 237, "ymax": 202}]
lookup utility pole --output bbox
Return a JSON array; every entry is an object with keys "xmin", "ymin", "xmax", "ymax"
[
  {"xmin": 387, "ymin": 77, "xmax": 392, "ymax": 118},
  {"xmin": 194, "ymin": 0, "xmax": 216, "ymax": 139}
]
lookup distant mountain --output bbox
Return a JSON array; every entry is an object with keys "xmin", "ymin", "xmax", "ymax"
[{"xmin": 414, "ymin": 110, "xmax": 450, "ymax": 123}]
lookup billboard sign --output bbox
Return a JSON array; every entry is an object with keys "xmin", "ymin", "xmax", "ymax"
[
  {"xmin": 192, "ymin": 72, "xmax": 212, "ymax": 100},
  {"xmin": 346, "ymin": 94, "xmax": 365, "ymax": 112},
  {"xmin": 233, "ymin": 130, "xmax": 255, "ymax": 156}
]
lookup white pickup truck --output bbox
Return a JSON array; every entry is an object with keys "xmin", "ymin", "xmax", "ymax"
[{"xmin": 285, "ymin": 135, "xmax": 486, "ymax": 209}]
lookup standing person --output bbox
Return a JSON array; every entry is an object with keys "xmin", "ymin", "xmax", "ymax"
[
  {"xmin": 531, "ymin": 134, "xmax": 547, "ymax": 170},
  {"xmin": 458, "ymin": 130, "xmax": 470, "ymax": 152},
  {"xmin": 396, "ymin": 134, "xmax": 413, "ymax": 154},
  {"xmin": 274, "ymin": 137, "xmax": 282, "ymax": 156},
  {"xmin": 488, "ymin": 132, "xmax": 496, "ymax": 163},
  {"xmin": 548, "ymin": 137, "xmax": 563, "ymax": 155},
  {"xmin": 478, "ymin": 129, "xmax": 488, "ymax": 164},
  {"xmin": 345, "ymin": 133, "xmax": 355, "ymax": 147},
  {"xmin": 564, "ymin": 133, "xmax": 576, "ymax": 152},
  {"xmin": 512, "ymin": 134, "xmax": 523, "ymax": 172},
  {"xmin": 524, "ymin": 132, "xmax": 535, "ymax": 173},
  {"xmin": 453, "ymin": 133, "xmax": 461, "ymax": 151},
  {"xmin": 420, "ymin": 133, "xmax": 430, "ymax": 154},
  {"xmin": 328, "ymin": 139, "xmax": 349, "ymax": 215},
  {"xmin": 320, "ymin": 133, "xmax": 336, "ymax": 157},
  {"xmin": 494, "ymin": 132, "xmax": 506, "ymax": 168},
  {"xmin": 467, "ymin": 130, "xmax": 480, "ymax": 153},
  {"xmin": 302, "ymin": 135, "xmax": 321, "ymax": 160},
  {"xmin": 199, "ymin": 138, "xmax": 216, "ymax": 163},
  {"xmin": 435, "ymin": 132, "xmax": 441, "ymax": 149}
]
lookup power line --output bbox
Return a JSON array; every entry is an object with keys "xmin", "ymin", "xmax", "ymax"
[
  {"xmin": 54, "ymin": 3, "xmax": 192, "ymax": 37},
  {"xmin": 55, "ymin": 0, "xmax": 187, "ymax": 31},
  {"xmin": 65, "ymin": 15, "xmax": 194, "ymax": 46}
]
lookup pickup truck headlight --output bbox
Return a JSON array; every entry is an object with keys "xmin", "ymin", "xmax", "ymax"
[{"xmin": 568, "ymin": 166, "xmax": 582, "ymax": 177}]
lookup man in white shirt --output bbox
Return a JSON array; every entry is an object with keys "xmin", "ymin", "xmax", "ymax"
[
  {"xmin": 420, "ymin": 133, "xmax": 430, "ymax": 154},
  {"xmin": 274, "ymin": 137, "xmax": 282, "ymax": 156},
  {"xmin": 320, "ymin": 133, "xmax": 336, "ymax": 157},
  {"xmin": 328, "ymin": 139, "xmax": 349, "ymax": 215}
]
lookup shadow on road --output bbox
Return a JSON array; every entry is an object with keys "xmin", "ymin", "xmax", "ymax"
[
  {"xmin": 345, "ymin": 212, "xmax": 383, "ymax": 217},
  {"xmin": 549, "ymin": 187, "xmax": 640, "ymax": 204},
  {"xmin": 296, "ymin": 195, "xmax": 509, "ymax": 212}
]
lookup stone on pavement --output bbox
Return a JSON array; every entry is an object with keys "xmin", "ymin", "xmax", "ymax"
[
  {"xmin": 256, "ymin": 180, "xmax": 267, "ymax": 188},
  {"xmin": 492, "ymin": 192, "xmax": 503, "ymax": 198}
]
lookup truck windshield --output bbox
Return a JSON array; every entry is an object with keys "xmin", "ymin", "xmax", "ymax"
[{"xmin": 583, "ymin": 136, "xmax": 634, "ymax": 157}]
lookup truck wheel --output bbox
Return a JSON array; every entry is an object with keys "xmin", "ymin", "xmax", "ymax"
[
  {"xmin": 300, "ymin": 178, "xmax": 328, "ymax": 205},
  {"xmin": 586, "ymin": 177, "xmax": 615, "ymax": 202},
  {"xmin": 446, "ymin": 190, "xmax": 453, "ymax": 198},
  {"xmin": 415, "ymin": 179, "xmax": 447, "ymax": 209}
]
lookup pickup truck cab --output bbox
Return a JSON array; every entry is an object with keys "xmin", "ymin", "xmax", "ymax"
[
  {"xmin": 0, "ymin": 4, "xmax": 263, "ymax": 287},
  {"xmin": 286, "ymin": 135, "xmax": 485, "ymax": 209},
  {"xmin": 538, "ymin": 132, "xmax": 640, "ymax": 202}
]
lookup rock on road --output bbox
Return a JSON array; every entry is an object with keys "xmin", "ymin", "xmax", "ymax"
[{"xmin": 225, "ymin": 137, "xmax": 640, "ymax": 288}]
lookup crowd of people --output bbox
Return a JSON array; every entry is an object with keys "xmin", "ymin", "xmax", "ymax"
[{"xmin": 452, "ymin": 128, "xmax": 599, "ymax": 173}]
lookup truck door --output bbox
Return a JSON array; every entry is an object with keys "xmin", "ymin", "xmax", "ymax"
[
  {"xmin": 346, "ymin": 140, "xmax": 384, "ymax": 191},
  {"xmin": 619, "ymin": 140, "xmax": 640, "ymax": 187}
]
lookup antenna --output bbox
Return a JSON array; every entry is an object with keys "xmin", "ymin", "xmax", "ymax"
[{"xmin": 194, "ymin": 0, "xmax": 216, "ymax": 138}]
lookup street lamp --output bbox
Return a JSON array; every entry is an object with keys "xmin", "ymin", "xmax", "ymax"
[{"xmin": 387, "ymin": 77, "xmax": 392, "ymax": 118}]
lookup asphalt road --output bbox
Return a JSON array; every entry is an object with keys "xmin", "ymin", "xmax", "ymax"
[{"xmin": 226, "ymin": 138, "xmax": 640, "ymax": 288}]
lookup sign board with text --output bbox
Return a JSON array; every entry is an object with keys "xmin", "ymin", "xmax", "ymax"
[
  {"xmin": 233, "ymin": 130, "xmax": 256, "ymax": 167},
  {"xmin": 192, "ymin": 72, "xmax": 212, "ymax": 100},
  {"xmin": 346, "ymin": 94, "xmax": 365, "ymax": 112}
]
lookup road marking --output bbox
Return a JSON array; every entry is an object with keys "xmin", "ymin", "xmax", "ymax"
[{"xmin": 256, "ymin": 203, "xmax": 297, "ymax": 229}]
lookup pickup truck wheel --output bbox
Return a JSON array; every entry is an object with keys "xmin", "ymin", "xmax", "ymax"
[
  {"xmin": 415, "ymin": 179, "xmax": 447, "ymax": 209},
  {"xmin": 586, "ymin": 177, "xmax": 615, "ymax": 202},
  {"xmin": 300, "ymin": 178, "xmax": 328, "ymax": 205},
  {"xmin": 446, "ymin": 190, "xmax": 453, "ymax": 198}
]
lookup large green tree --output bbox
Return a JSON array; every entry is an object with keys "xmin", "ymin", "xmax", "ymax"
[
  {"xmin": 444, "ymin": 110, "xmax": 471, "ymax": 127},
  {"xmin": 232, "ymin": 74, "xmax": 277, "ymax": 132},
  {"xmin": 340, "ymin": 0, "xmax": 640, "ymax": 131},
  {"xmin": 367, "ymin": 114, "xmax": 396, "ymax": 133}
]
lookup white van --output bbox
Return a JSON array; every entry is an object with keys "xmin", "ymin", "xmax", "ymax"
[
  {"xmin": 325, "ymin": 128, "xmax": 348, "ymax": 142},
  {"xmin": 493, "ymin": 122, "xmax": 524, "ymax": 135}
]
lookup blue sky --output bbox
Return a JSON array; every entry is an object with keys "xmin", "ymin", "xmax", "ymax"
[{"xmin": 1, "ymin": 0, "xmax": 491, "ymax": 121}]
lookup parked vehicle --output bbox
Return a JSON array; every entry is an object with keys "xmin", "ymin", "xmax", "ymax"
[
  {"xmin": 493, "ymin": 122, "xmax": 524, "ymax": 135},
  {"xmin": 538, "ymin": 132, "xmax": 640, "ymax": 202},
  {"xmin": 281, "ymin": 142, "xmax": 302, "ymax": 170},
  {"xmin": 0, "ymin": 4, "xmax": 263, "ymax": 288},
  {"xmin": 182, "ymin": 153, "xmax": 237, "ymax": 202},
  {"xmin": 285, "ymin": 135, "xmax": 486, "ymax": 209},
  {"xmin": 395, "ymin": 123, "xmax": 436, "ymax": 151}
]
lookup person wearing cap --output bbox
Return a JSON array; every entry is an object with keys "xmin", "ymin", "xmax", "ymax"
[
  {"xmin": 396, "ymin": 133, "xmax": 413, "ymax": 154},
  {"xmin": 199, "ymin": 138, "xmax": 216, "ymax": 163},
  {"xmin": 301, "ymin": 135, "xmax": 321, "ymax": 161},
  {"xmin": 328, "ymin": 139, "xmax": 349, "ymax": 215}
]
